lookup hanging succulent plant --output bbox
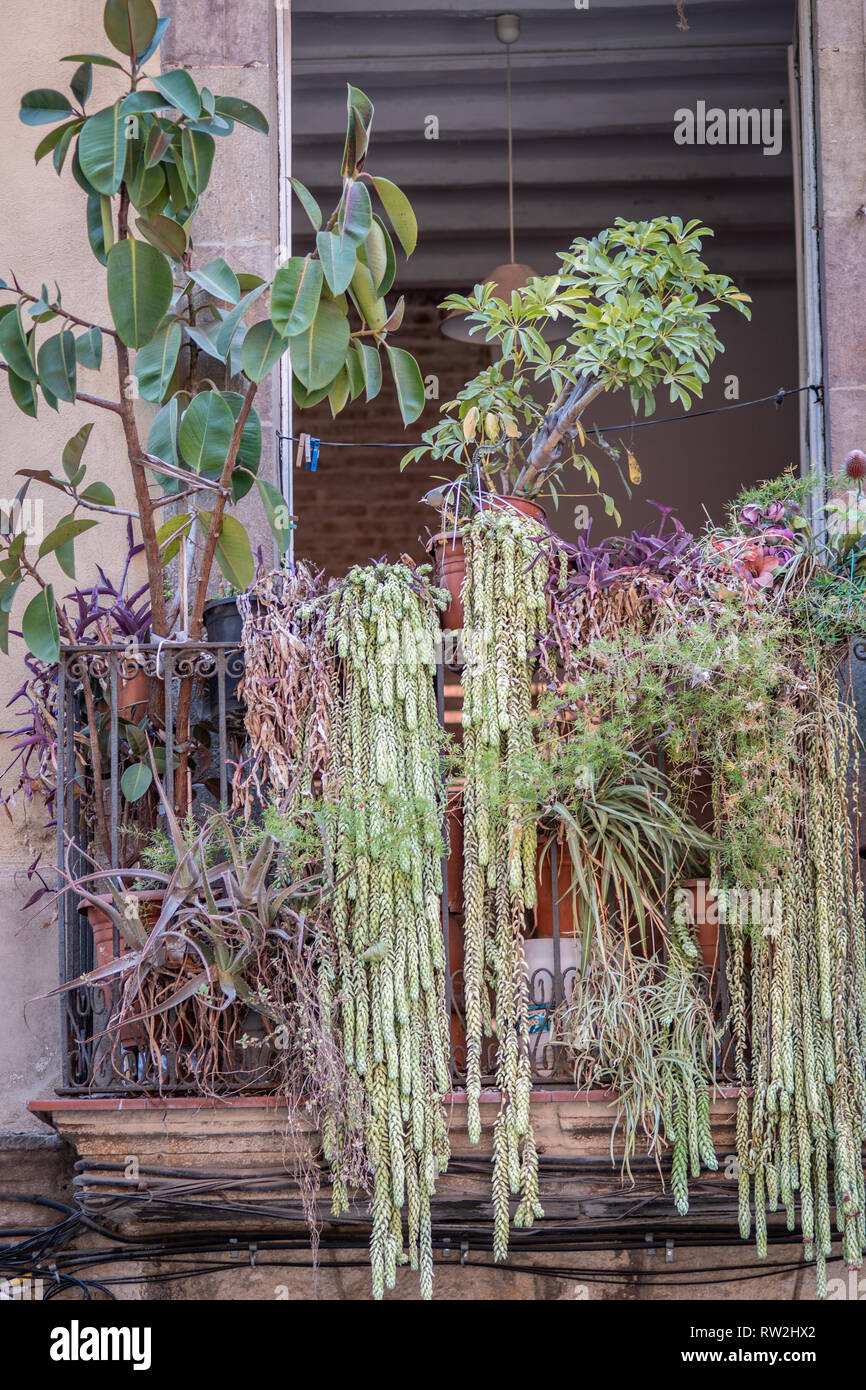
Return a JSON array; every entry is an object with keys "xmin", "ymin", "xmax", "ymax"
[
  {"xmin": 319, "ymin": 561, "xmax": 451, "ymax": 1300},
  {"xmin": 459, "ymin": 508, "xmax": 550, "ymax": 1256},
  {"xmin": 728, "ymin": 651, "xmax": 866, "ymax": 1296}
]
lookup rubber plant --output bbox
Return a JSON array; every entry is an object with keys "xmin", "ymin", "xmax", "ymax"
[
  {"xmin": 402, "ymin": 216, "xmax": 751, "ymax": 518},
  {"xmin": 0, "ymin": 0, "xmax": 424, "ymax": 823}
]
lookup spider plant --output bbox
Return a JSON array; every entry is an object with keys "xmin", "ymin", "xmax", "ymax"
[{"xmin": 526, "ymin": 736, "xmax": 716, "ymax": 961}]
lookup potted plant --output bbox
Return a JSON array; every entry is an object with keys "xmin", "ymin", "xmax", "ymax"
[
  {"xmin": 403, "ymin": 217, "xmax": 751, "ymax": 623},
  {"xmin": 1, "ymin": 4, "xmax": 424, "ymax": 815}
]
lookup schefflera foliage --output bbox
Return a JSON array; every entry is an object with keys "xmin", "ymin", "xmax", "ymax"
[{"xmin": 1, "ymin": 0, "xmax": 424, "ymax": 664}]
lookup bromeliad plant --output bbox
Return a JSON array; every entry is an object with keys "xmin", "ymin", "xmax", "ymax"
[
  {"xmin": 403, "ymin": 216, "xmax": 751, "ymax": 516},
  {"xmin": 1, "ymin": 2, "xmax": 422, "ymax": 697}
]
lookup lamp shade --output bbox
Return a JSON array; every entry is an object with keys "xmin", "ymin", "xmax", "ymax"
[{"xmin": 441, "ymin": 262, "xmax": 573, "ymax": 343}]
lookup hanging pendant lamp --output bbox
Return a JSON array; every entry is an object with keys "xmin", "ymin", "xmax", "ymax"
[{"xmin": 441, "ymin": 13, "xmax": 571, "ymax": 343}]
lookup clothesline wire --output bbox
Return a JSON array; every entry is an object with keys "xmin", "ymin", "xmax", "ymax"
[{"xmin": 276, "ymin": 384, "xmax": 822, "ymax": 452}]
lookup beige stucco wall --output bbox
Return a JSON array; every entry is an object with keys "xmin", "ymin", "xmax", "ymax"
[
  {"xmin": 0, "ymin": 0, "xmax": 281, "ymax": 1132},
  {"xmin": 0, "ymin": 0, "xmax": 136, "ymax": 1130}
]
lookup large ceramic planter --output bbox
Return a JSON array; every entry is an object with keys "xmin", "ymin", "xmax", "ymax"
[
  {"xmin": 430, "ymin": 495, "xmax": 549, "ymax": 633},
  {"xmin": 676, "ymin": 879, "xmax": 721, "ymax": 974},
  {"xmin": 202, "ymin": 596, "xmax": 245, "ymax": 715}
]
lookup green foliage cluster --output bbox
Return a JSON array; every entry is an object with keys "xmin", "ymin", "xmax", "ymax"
[{"xmin": 403, "ymin": 217, "xmax": 751, "ymax": 509}]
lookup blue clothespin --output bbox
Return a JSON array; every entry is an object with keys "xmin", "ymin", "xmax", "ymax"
[{"xmin": 308, "ymin": 437, "xmax": 320, "ymax": 472}]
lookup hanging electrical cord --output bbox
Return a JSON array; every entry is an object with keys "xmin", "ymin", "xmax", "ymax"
[{"xmin": 278, "ymin": 384, "xmax": 822, "ymax": 453}]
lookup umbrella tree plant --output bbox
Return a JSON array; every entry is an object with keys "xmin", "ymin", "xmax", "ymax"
[
  {"xmin": 402, "ymin": 216, "xmax": 751, "ymax": 519},
  {"xmin": 0, "ymin": 0, "xmax": 424, "ymax": 666}
]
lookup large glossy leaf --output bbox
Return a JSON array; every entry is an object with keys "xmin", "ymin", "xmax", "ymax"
[
  {"xmin": 62, "ymin": 422, "xmax": 94, "ymax": 477},
  {"xmin": 19, "ymin": 90, "xmax": 73, "ymax": 126},
  {"xmin": 75, "ymin": 328, "xmax": 103, "ymax": 371},
  {"xmin": 106, "ymin": 237, "xmax": 173, "ymax": 347},
  {"xmin": 61, "ymin": 53, "xmax": 125, "ymax": 69},
  {"xmin": 189, "ymin": 258, "xmax": 239, "ymax": 304},
  {"xmin": 148, "ymin": 394, "xmax": 183, "ymax": 472},
  {"xmin": 385, "ymin": 344, "xmax": 425, "ymax": 424},
  {"xmin": 119, "ymin": 91, "xmax": 169, "ymax": 115},
  {"xmin": 85, "ymin": 193, "xmax": 108, "ymax": 265},
  {"xmin": 316, "ymin": 231, "xmax": 356, "ymax": 296},
  {"xmin": 342, "ymin": 85, "xmax": 374, "ymax": 176},
  {"xmin": 271, "ymin": 257, "xmax": 323, "ymax": 338},
  {"xmin": 135, "ymin": 213, "xmax": 187, "ymax": 261},
  {"xmin": 178, "ymin": 390, "xmax": 235, "ymax": 474},
  {"xmin": 256, "ymin": 478, "xmax": 291, "ymax": 556},
  {"xmin": 125, "ymin": 152, "xmax": 164, "ymax": 211},
  {"xmin": 370, "ymin": 176, "xmax": 418, "ymax": 257},
  {"xmin": 7, "ymin": 369, "xmax": 38, "ymax": 418},
  {"xmin": 223, "ymin": 392, "xmax": 262, "ymax": 500},
  {"xmin": 156, "ymin": 512, "xmax": 193, "ymax": 566},
  {"xmin": 149, "ymin": 70, "xmax": 201, "ymax": 120},
  {"xmin": 38, "ymin": 517, "xmax": 97, "ymax": 577},
  {"xmin": 135, "ymin": 319, "xmax": 181, "ymax": 402},
  {"xmin": 78, "ymin": 105, "xmax": 126, "ymax": 195},
  {"xmin": 290, "ymin": 178, "xmax": 321, "ymax": 231},
  {"xmin": 213, "ymin": 282, "xmax": 268, "ymax": 358},
  {"xmin": 70, "ymin": 63, "xmax": 93, "ymax": 106},
  {"xmin": 338, "ymin": 180, "xmax": 372, "ymax": 248},
  {"xmin": 354, "ymin": 341, "xmax": 382, "ymax": 402},
  {"xmin": 121, "ymin": 761, "xmax": 152, "ymax": 802},
  {"xmin": 0, "ymin": 309, "xmax": 37, "ymax": 380},
  {"xmin": 103, "ymin": 0, "xmax": 158, "ymax": 57},
  {"xmin": 241, "ymin": 319, "xmax": 286, "ymax": 383},
  {"xmin": 22, "ymin": 586, "xmax": 60, "ymax": 663},
  {"xmin": 198, "ymin": 510, "xmax": 254, "ymax": 590},
  {"xmin": 34, "ymin": 120, "xmax": 80, "ymax": 163},
  {"xmin": 135, "ymin": 15, "xmax": 169, "ymax": 65},
  {"xmin": 213, "ymin": 96, "xmax": 268, "ymax": 134},
  {"xmin": 37, "ymin": 330, "xmax": 77, "ymax": 403},
  {"xmin": 180, "ymin": 128, "xmax": 214, "ymax": 194},
  {"xmin": 289, "ymin": 299, "xmax": 351, "ymax": 392}
]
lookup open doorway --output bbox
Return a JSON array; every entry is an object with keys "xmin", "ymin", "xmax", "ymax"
[{"xmin": 288, "ymin": 0, "xmax": 800, "ymax": 572}]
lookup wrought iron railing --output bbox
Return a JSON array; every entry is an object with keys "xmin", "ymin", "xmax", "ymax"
[{"xmin": 55, "ymin": 642, "xmax": 730, "ymax": 1094}]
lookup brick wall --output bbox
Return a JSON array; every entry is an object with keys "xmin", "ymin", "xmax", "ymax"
[
  {"xmin": 292, "ymin": 292, "xmax": 488, "ymax": 575},
  {"xmin": 292, "ymin": 282, "xmax": 799, "ymax": 577}
]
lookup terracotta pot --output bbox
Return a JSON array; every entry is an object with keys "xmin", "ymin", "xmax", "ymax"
[
  {"xmin": 430, "ymin": 495, "xmax": 549, "ymax": 633},
  {"xmin": 490, "ymin": 494, "xmax": 547, "ymax": 524},
  {"xmin": 117, "ymin": 666, "xmax": 151, "ymax": 720},
  {"xmin": 677, "ymin": 879, "xmax": 721, "ymax": 973},
  {"xmin": 533, "ymin": 836, "xmax": 576, "ymax": 938},
  {"xmin": 85, "ymin": 892, "xmax": 164, "ymax": 1046},
  {"xmin": 431, "ymin": 534, "xmax": 466, "ymax": 632}
]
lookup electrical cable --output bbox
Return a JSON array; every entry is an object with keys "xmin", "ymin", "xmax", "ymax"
[{"xmin": 276, "ymin": 383, "xmax": 821, "ymax": 452}]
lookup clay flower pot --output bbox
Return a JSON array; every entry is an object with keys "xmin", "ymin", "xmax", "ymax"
[
  {"xmin": 430, "ymin": 495, "xmax": 548, "ymax": 633},
  {"xmin": 85, "ymin": 892, "xmax": 164, "ymax": 1046},
  {"xmin": 676, "ymin": 879, "xmax": 721, "ymax": 973}
]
